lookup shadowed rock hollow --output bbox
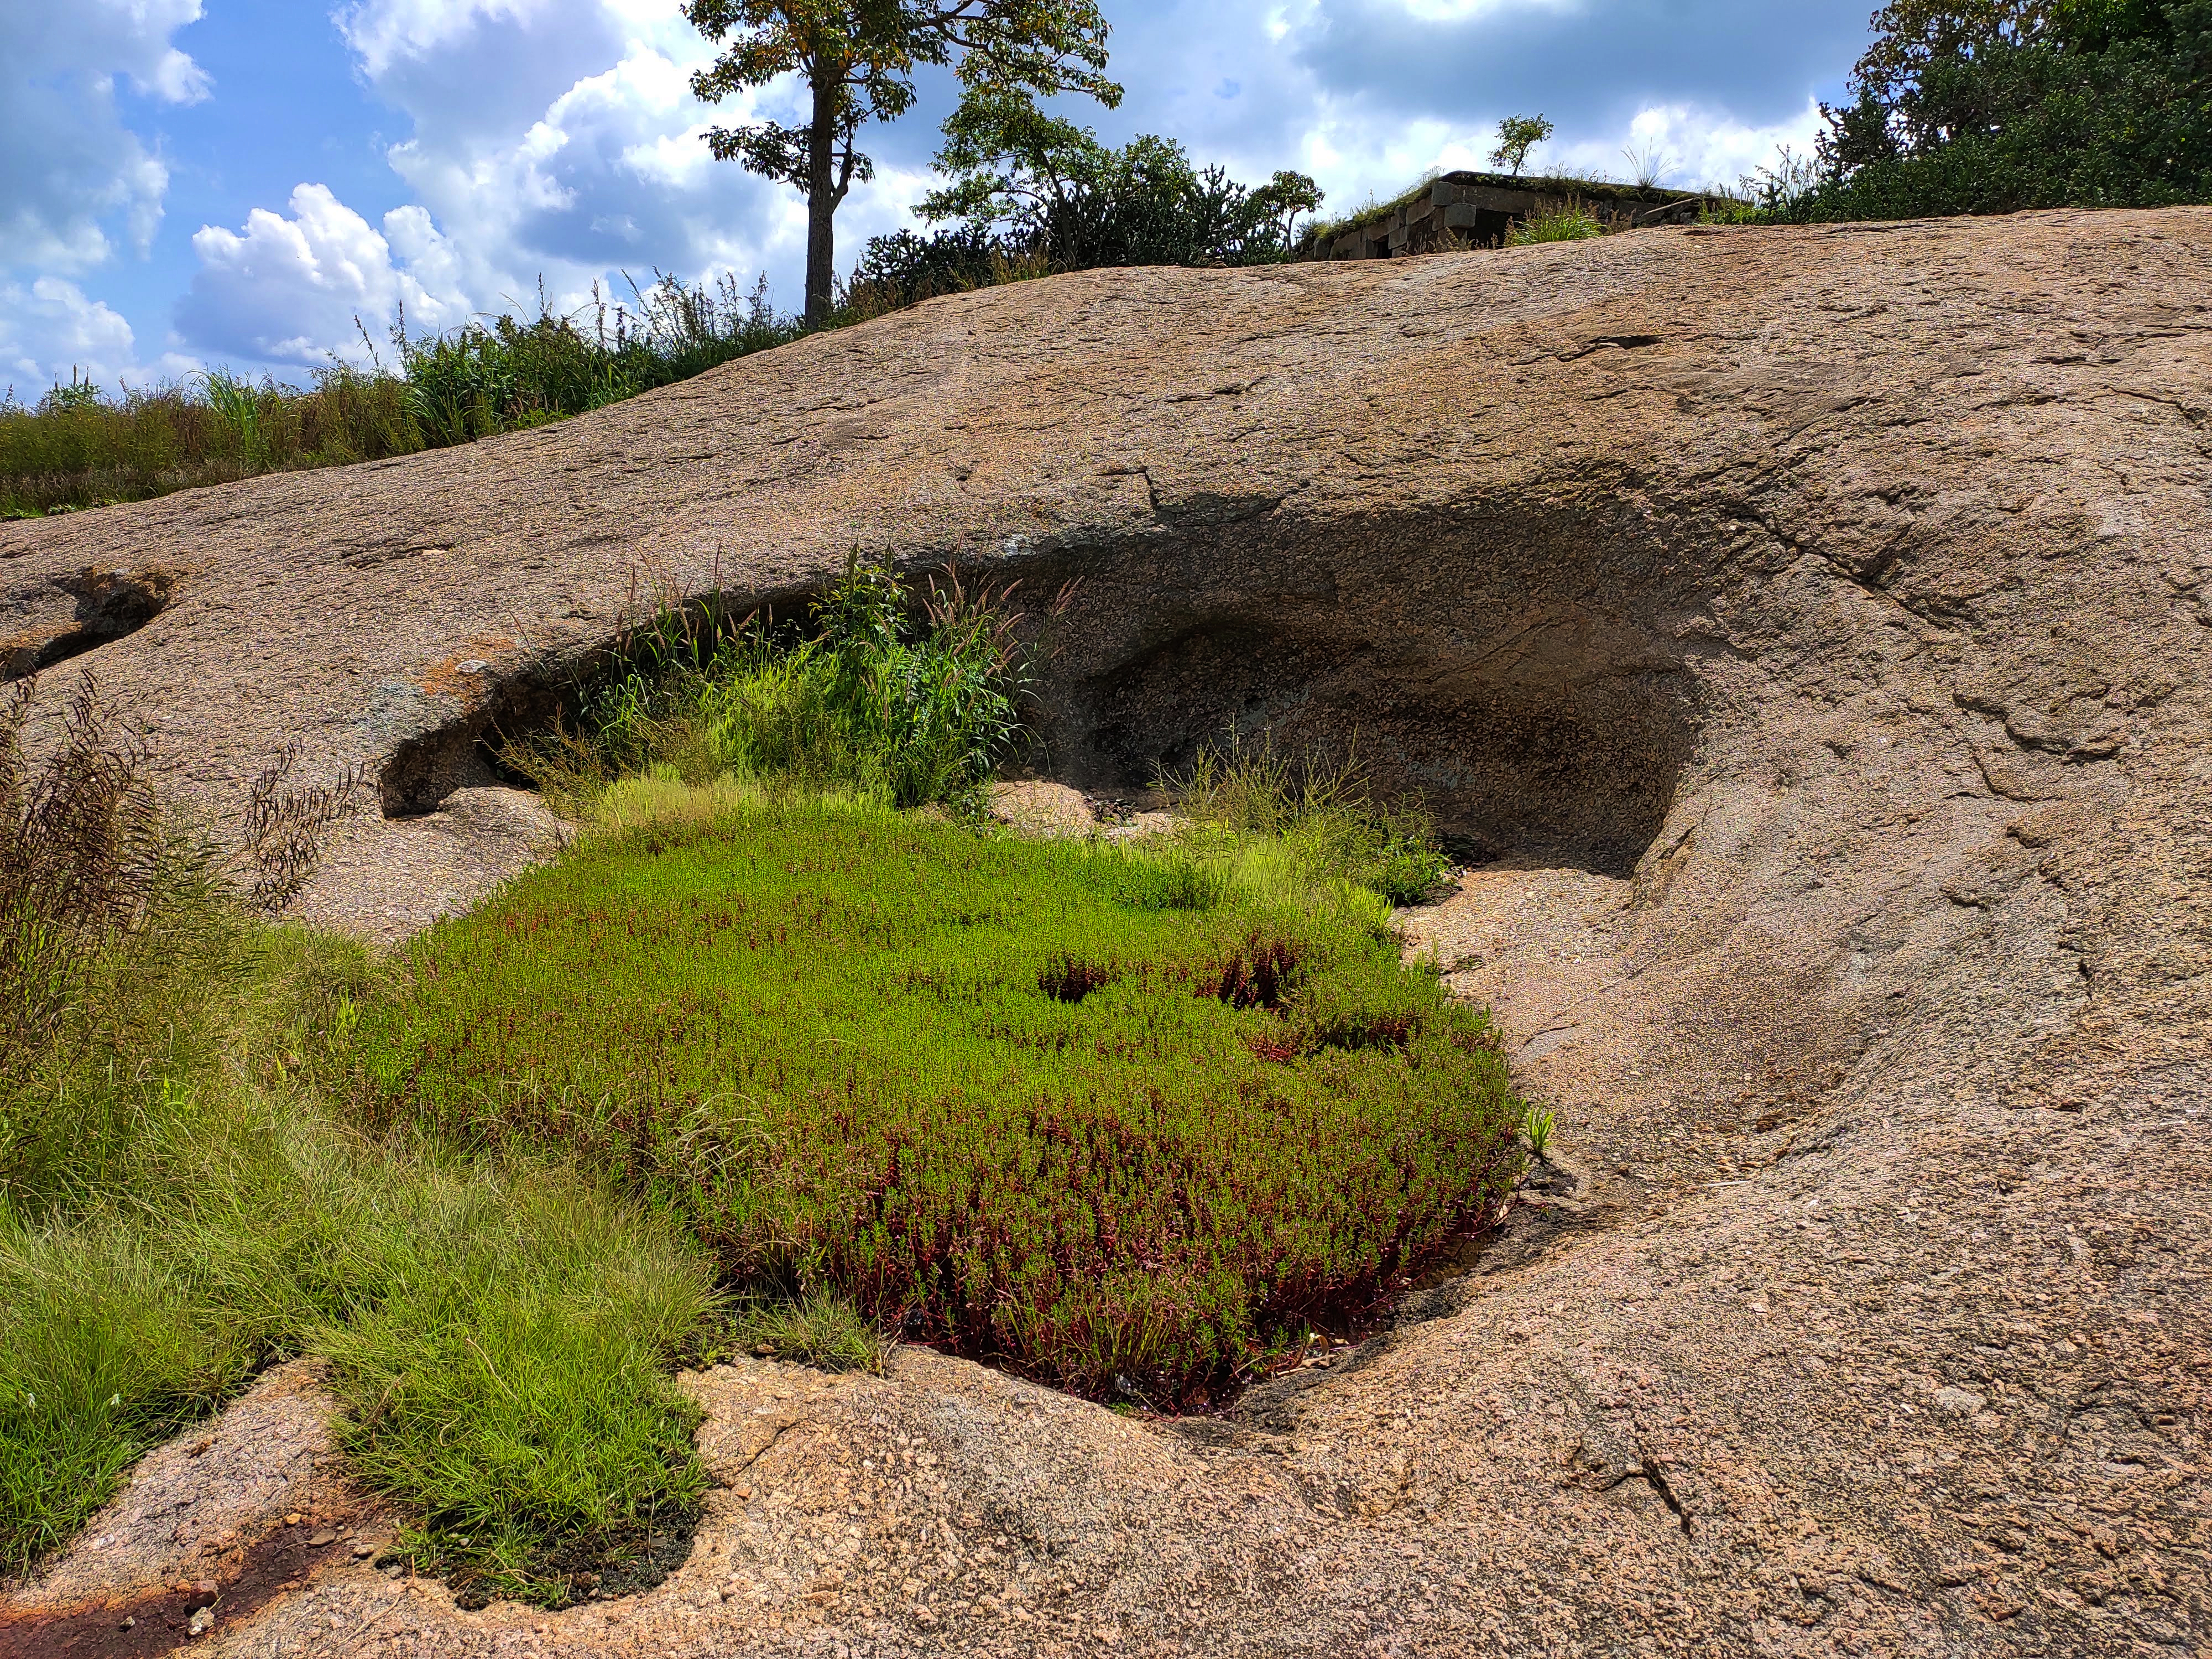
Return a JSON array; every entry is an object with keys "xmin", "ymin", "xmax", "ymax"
[{"xmin": 2, "ymin": 209, "xmax": 2207, "ymax": 1656}]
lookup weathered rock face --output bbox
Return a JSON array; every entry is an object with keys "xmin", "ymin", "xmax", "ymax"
[{"xmin": 3, "ymin": 209, "xmax": 2208, "ymax": 1655}]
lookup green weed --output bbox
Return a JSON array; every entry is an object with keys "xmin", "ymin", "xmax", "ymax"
[{"xmin": 729, "ymin": 1291, "xmax": 887, "ymax": 1374}]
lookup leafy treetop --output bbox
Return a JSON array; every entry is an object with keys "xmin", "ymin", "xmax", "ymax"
[
  {"xmin": 1488, "ymin": 114, "xmax": 1554, "ymax": 178},
  {"xmin": 1789, "ymin": 0, "xmax": 2212, "ymax": 217},
  {"xmin": 920, "ymin": 93, "xmax": 1323, "ymax": 267},
  {"xmin": 684, "ymin": 0, "xmax": 1120, "ymax": 320}
]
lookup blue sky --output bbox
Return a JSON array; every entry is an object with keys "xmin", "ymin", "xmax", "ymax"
[{"xmin": 0, "ymin": 0, "xmax": 1876, "ymax": 396}]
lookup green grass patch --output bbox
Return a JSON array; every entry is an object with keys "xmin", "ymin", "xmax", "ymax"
[
  {"xmin": 728, "ymin": 1291, "xmax": 888, "ymax": 1374},
  {"xmin": 352, "ymin": 797, "xmax": 1522, "ymax": 1405},
  {"xmin": 1507, "ymin": 201, "xmax": 1608, "ymax": 244},
  {"xmin": 1, "ymin": 689, "xmax": 720, "ymax": 1601},
  {"xmin": 1160, "ymin": 736, "xmax": 1452, "ymax": 907},
  {"xmin": 318, "ymin": 1171, "xmax": 712, "ymax": 1608},
  {"xmin": 0, "ymin": 994, "xmax": 717, "ymax": 1603},
  {"xmin": 0, "ymin": 1111, "xmax": 715, "ymax": 1604}
]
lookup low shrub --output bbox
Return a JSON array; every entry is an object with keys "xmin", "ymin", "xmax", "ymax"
[
  {"xmin": 503, "ymin": 555, "xmax": 1039, "ymax": 815},
  {"xmin": 351, "ymin": 799, "xmax": 1524, "ymax": 1404}
]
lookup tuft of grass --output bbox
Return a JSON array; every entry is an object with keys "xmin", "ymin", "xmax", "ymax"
[
  {"xmin": 1507, "ymin": 201, "xmax": 1608, "ymax": 244},
  {"xmin": 1522, "ymin": 1104, "xmax": 1556, "ymax": 1161},
  {"xmin": 318, "ymin": 1171, "xmax": 714, "ymax": 1608},
  {"xmin": 0, "ymin": 691, "xmax": 720, "ymax": 1600},
  {"xmin": 729, "ymin": 1291, "xmax": 887, "ymax": 1374},
  {"xmin": 1159, "ymin": 733, "xmax": 1452, "ymax": 907},
  {"xmin": 351, "ymin": 798, "xmax": 1524, "ymax": 1404},
  {"xmin": 0, "ymin": 1100, "xmax": 718, "ymax": 1600}
]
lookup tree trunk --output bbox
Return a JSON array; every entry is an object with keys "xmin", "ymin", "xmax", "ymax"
[{"xmin": 805, "ymin": 75, "xmax": 838, "ymax": 326}]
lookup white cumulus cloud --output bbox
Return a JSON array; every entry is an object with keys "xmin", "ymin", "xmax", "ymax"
[
  {"xmin": 0, "ymin": 277, "xmax": 198, "ymax": 399},
  {"xmin": 330, "ymin": 0, "xmax": 813, "ymax": 319},
  {"xmin": 0, "ymin": 0, "xmax": 210, "ymax": 274},
  {"xmin": 175, "ymin": 185, "xmax": 473, "ymax": 367},
  {"xmin": 1550, "ymin": 100, "xmax": 1828, "ymax": 196},
  {"xmin": 170, "ymin": 0, "xmax": 921, "ymax": 365}
]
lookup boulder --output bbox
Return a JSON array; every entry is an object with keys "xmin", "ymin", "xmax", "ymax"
[{"xmin": 3, "ymin": 209, "xmax": 2207, "ymax": 1655}]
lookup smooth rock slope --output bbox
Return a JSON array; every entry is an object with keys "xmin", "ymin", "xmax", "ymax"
[{"xmin": 2, "ymin": 208, "xmax": 2207, "ymax": 1655}]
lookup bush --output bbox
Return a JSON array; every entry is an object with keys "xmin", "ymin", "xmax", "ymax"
[
  {"xmin": 843, "ymin": 225, "xmax": 1052, "ymax": 315},
  {"xmin": 1766, "ymin": 0, "xmax": 2212, "ymax": 222},
  {"xmin": 0, "ymin": 676, "xmax": 243, "ymax": 1204},
  {"xmin": 349, "ymin": 800, "xmax": 1524, "ymax": 1404},
  {"xmin": 393, "ymin": 273, "xmax": 789, "ymax": 447},
  {"xmin": 504, "ymin": 555, "xmax": 1037, "ymax": 815},
  {"xmin": 918, "ymin": 93, "xmax": 1324, "ymax": 269}
]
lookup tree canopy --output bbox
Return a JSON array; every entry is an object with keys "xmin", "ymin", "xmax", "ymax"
[
  {"xmin": 684, "ymin": 0, "xmax": 1119, "ymax": 320},
  {"xmin": 1488, "ymin": 115, "xmax": 1554, "ymax": 179},
  {"xmin": 915, "ymin": 95, "xmax": 1323, "ymax": 269},
  {"xmin": 1786, "ymin": 0, "xmax": 2212, "ymax": 218}
]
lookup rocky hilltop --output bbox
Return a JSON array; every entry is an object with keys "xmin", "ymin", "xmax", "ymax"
[{"xmin": 2, "ymin": 209, "xmax": 2207, "ymax": 1656}]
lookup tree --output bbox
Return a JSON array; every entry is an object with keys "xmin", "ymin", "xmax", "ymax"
[
  {"xmin": 1488, "ymin": 114, "xmax": 1554, "ymax": 179},
  {"xmin": 917, "ymin": 93, "xmax": 1323, "ymax": 267},
  {"xmin": 1788, "ymin": 0, "xmax": 2212, "ymax": 219},
  {"xmin": 683, "ymin": 0, "xmax": 1120, "ymax": 323}
]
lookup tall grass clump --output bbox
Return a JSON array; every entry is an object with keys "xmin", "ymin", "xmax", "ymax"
[
  {"xmin": 394, "ymin": 274, "xmax": 791, "ymax": 446},
  {"xmin": 1506, "ymin": 200, "xmax": 1606, "ymax": 244},
  {"xmin": 351, "ymin": 799, "xmax": 1524, "ymax": 1405},
  {"xmin": 0, "ymin": 675, "xmax": 242, "ymax": 1204},
  {"xmin": 0, "ymin": 366, "xmax": 424, "ymax": 520},
  {"xmin": 0, "ymin": 684, "xmax": 718, "ymax": 1601},
  {"xmin": 1159, "ymin": 733, "xmax": 1452, "ymax": 907},
  {"xmin": 507, "ymin": 554, "xmax": 1043, "ymax": 816}
]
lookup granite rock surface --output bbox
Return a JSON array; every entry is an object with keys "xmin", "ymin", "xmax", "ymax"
[{"xmin": 3, "ymin": 208, "xmax": 2207, "ymax": 1655}]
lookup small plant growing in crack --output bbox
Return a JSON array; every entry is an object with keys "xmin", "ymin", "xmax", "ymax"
[{"xmin": 1522, "ymin": 1104, "xmax": 1556, "ymax": 1161}]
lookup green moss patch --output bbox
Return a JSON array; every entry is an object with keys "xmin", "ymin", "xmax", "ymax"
[{"xmin": 355, "ymin": 799, "xmax": 1523, "ymax": 1404}]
